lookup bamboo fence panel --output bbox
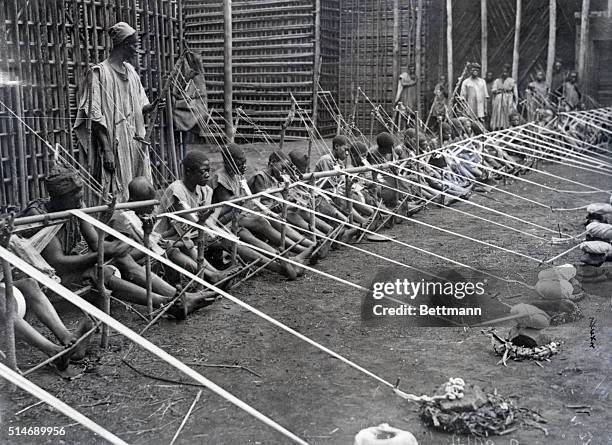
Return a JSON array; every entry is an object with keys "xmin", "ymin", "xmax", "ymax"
[
  {"xmin": 0, "ymin": 0, "xmax": 181, "ymax": 209},
  {"xmin": 339, "ymin": 0, "xmax": 436, "ymax": 135},
  {"xmin": 184, "ymin": 0, "xmax": 338, "ymax": 141}
]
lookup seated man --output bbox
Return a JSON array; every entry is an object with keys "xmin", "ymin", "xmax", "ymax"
[
  {"xmin": 115, "ymin": 176, "xmax": 232, "ymax": 285},
  {"xmin": 212, "ymin": 144, "xmax": 316, "ymax": 269},
  {"xmin": 366, "ymin": 132, "xmax": 423, "ymax": 208},
  {"xmin": 161, "ymin": 149, "xmax": 298, "ymax": 280},
  {"xmin": 248, "ymin": 151, "xmax": 326, "ymax": 250},
  {"xmin": 314, "ymin": 135, "xmax": 372, "ymax": 225},
  {"xmin": 22, "ymin": 167, "xmax": 214, "ymax": 319},
  {"xmin": 4, "ymin": 278, "xmax": 94, "ymax": 371}
]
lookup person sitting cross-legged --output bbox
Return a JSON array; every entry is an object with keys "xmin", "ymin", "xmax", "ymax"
[{"xmin": 21, "ymin": 166, "xmax": 215, "ymax": 319}]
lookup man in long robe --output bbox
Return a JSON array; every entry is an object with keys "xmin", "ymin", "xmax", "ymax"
[
  {"xmin": 460, "ymin": 63, "xmax": 489, "ymax": 124},
  {"xmin": 74, "ymin": 22, "xmax": 155, "ymax": 202},
  {"xmin": 490, "ymin": 64, "xmax": 518, "ymax": 130}
]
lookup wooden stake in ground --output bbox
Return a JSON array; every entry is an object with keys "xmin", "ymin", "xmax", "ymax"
[
  {"xmin": 546, "ymin": 0, "xmax": 557, "ymax": 92},
  {"xmin": 223, "ymin": 0, "xmax": 234, "ymax": 142},
  {"xmin": 512, "ymin": 0, "xmax": 522, "ymax": 83}
]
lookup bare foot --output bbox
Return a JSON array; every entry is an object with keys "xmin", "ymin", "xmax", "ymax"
[{"xmin": 64, "ymin": 318, "xmax": 95, "ymax": 362}]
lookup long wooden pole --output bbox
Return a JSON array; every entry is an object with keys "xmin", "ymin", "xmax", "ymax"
[
  {"xmin": 546, "ymin": 0, "xmax": 557, "ymax": 91},
  {"xmin": 223, "ymin": 0, "xmax": 234, "ymax": 142},
  {"xmin": 578, "ymin": 0, "xmax": 590, "ymax": 85},
  {"xmin": 392, "ymin": 0, "xmax": 400, "ymax": 94},
  {"xmin": 512, "ymin": 0, "xmax": 522, "ymax": 83},
  {"xmin": 308, "ymin": 0, "xmax": 321, "ymax": 169},
  {"xmin": 446, "ymin": 0, "xmax": 453, "ymax": 90},
  {"xmin": 415, "ymin": 0, "xmax": 423, "ymax": 118},
  {"xmin": 481, "ymin": 0, "xmax": 488, "ymax": 75}
]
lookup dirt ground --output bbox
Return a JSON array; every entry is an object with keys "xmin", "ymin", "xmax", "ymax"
[{"xmin": 1, "ymin": 139, "xmax": 611, "ymax": 445}]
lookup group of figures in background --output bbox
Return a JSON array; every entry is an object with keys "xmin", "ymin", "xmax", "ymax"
[{"xmin": 394, "ymin": 59, "xmax": 584, "ymax": 137}]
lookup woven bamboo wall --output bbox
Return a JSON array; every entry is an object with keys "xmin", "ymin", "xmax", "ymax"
[
  {"xmin": 0, "ymin": 0, "xmax": 181, "ymax": 209},
  {"xmin": 338, "ymin": 0, "xmax": 437, "ymax": 135},
  {"xmin": 183, "ymin": 0, "xmax": 339, "ymax": 141}
]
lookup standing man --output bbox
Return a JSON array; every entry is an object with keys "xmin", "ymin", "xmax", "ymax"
[
  {"xmin": 484, "ymin": 71, "xmax": 495, "ymax": 128},
  {"xmin": 74, "ymin": 22, "xmax": 157, "ymax": 202},
  {"xmin": 460, "ymin": 63, "xmax": 489, "ymax": 124},
  {"xmin": 525, "ymin": 70, "xmax": 549, "ymax": 121},
  {"xmin": 394, "ymin": 67, "xmax": 418, "ymax": 130},
  {"xmin": 490, "ymin": 64, "xmax": 518, "ymax": 130},
  {"xmin": 561, "ymin": 71, "xmax": 582, "ymax": 111},
  {"xmin": 550, "ymin": 59, "xmax": 565, "ymax": 96}
]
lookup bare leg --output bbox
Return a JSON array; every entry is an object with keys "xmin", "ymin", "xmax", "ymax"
[
  {"xmin": 14, "ymin": 278, "xmax": 74, "ymax": 345},
  {"xmin": 237, "ymin": 227, "xmax": 277, "ymax": 254},
  {"xmin": 240, "ymin": 215, "xmax": 306, "ymax": 253},
  {"xmin": 268, "ymin": 217, "xmax": 315, "ymax": 248},
  {"xmin": 113, "ymin": 254, "xmax": 177, "ymax": 298},
  {"xmin": 236, "ymin": 245, "xmax": 297, "ymax": 280}
]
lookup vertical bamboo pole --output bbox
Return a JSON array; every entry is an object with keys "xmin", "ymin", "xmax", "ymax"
[
  {"xmin": 309, "ymin": 0, "xmax": 321, "ymax": 166},
  {"xmin": 165, "ymin": 0, "xmax": 178, "ymax": 178},
  {"xmin": 280, "ymin": 185, "xmax": 288, "ymax": 250},
  {"xmin": 309, "ymin": 177, "xmax": 316, "ymax": 242},
  {"xmin": 97, "ymin": 228, "xmax": 109, "ymax": 349},
  {"xmin": 231, "ymin": 211, "xmax": 238, "ymax": 266},
  {"xmin": 223, "ymin": 0, "xmax": 234, "ymax": 142},
  {"xmin": 1, "ymin": 255, "xmax": 17, "ymax": 372},
  {"xmin": 11, "ymin": 0, "xmax": 27, "ymax": 207},
  {"xmin": 345, "ymin": 174, "xmax": 353, "ymax": 225},
  {"xmin": 32, "ymin": 0, "xmax": 51, "ymax": 181},
  {"xmin": 21, "ymin": 2, "xmax": 38, "ymax": 200},
  {"xmin": 142, "ymin": 217, "xmax": 153, "ymax": 317},
  {"xmin": 392, "ymin": 0, "xmax": 400, "ymax": 104},
  {"xmin": 152, "ymin": 0, "xmax": 166, "ymax": 176},
  {"xmin": 512, "ymin": 0, "xmax": 522, "ymax": 83},
  {"xmin": 446, "ymin": 0, "xmax": 453, "ymax": 91},
  {"xmin": 578, "ymin": 0, "xmax": 590, "ymax": 85},
  {"xmin": 0, "ymin": 3, "xmax": 15, "ymax": 206},
  {"xmin": 481, "ymin": 0, "xmax": 488, "ymax": 76},
  {"xmin": 415, "ymin": 0, "xmax": 423, "ymax": 118},
  {"xmin": 546, "ymin": 0, "xmax": 557, "ymax": 91}
]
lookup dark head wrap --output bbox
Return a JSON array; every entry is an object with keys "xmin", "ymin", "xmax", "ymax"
[
  {"xmin": 109, "ymin": 22, "xmax": 137, "ymax": 47},
  {"xmin": 45, "ymin": 167, "xmax": 83, "ymax": 199}
]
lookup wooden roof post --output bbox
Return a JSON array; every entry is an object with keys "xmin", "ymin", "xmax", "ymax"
[
  {"xmin": 481, "ymin": 0, "xmax": 487, "ymax": 76},
  {"xmin": 446, "ymin": 0, "xmax": 453, "ymax": 94},
  {"xmin": 546, "ymin": 0, "xmax": 557, "ymax": 91},
  {"xmin": 578, "ymin": 0, "xmax": 590, "ymax": 85},
  {"xmin": 223, "ymin": 0, "xmax": 234, "ymax": 142},
  {"xmin": 512, "ymin": 0, "xmax": 522, "ymax": 83}
]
